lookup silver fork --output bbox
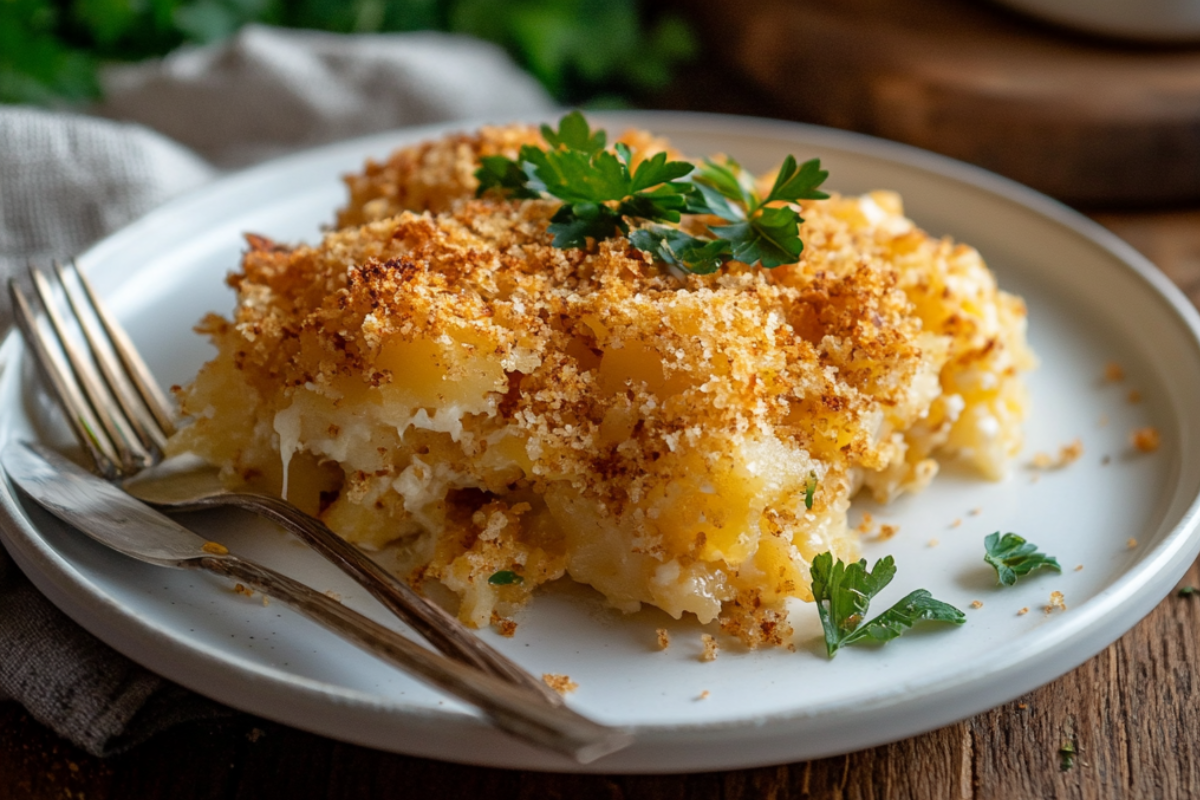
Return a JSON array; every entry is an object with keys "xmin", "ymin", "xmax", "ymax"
[{"xmin": 7, "ymin": 260, "xmax": 562, "ymax": 706}]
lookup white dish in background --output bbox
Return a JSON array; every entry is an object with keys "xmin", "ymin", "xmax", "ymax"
[
  {"xmin": 2, "ymin": 112, "xmax": 1200, "ymax": 773},
  {"xmin": 992, "ymin": 0, "xmax": 1200, "ymax": 41}
]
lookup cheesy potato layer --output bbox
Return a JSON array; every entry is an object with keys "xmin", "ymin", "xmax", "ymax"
[{"xmin": 169, "ymin": 125, "xmax": 1034, "ymax": 647}]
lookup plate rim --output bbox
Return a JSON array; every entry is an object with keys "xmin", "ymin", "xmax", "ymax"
[{"xmin": 3, "ymin": 110, "xmax": 1200, "ymax": 771}]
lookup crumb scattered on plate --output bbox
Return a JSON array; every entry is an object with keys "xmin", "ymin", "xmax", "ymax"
[
  {"xmin": 1127, "ymin": 538, "xmax": 1138, "ymax": 549},
  {"xmin": 1104, "ymin": 362, "xmax": 1124, "ymax": 382},
  {"xmin": 1074, "ymin": 564, "xmax": 1083, "ymax": 572},
  {"xmin": 927, "ymin": 538, "xmax": 939, "ymax": 547},
  {"xmin": 878, "ymin": 524, "xmax": 900, "ymax": 541},
  {"xmin": 542, "ymin": 673, "xmax": 578, "ymax": 694},
  {"xmin": 233, "ymin": 583, "xmax": 254, "ymax": 598},
  {"xmin": 656, "ymin": 628, "xmax": 670, "ymax": 651},
  {"xmin": 1131, "ymin": 427, "xmax": 1160, "ymax": 453},
  {"xmin": 700, "ymin": 634, "xmax": 719, "ymax": 663},
  {"xmin": 1128, "ymin": 389, "xmax": 1142, "ymax": 404},
  {"xmin": 1032, "ymin": 439, "xmax": 1084, "ymax": 470},
  {"xmin": 696, "ymin": 690, "xmax": 710, "ymax": 701},
  {"xmin": 949, "ymin": 518, "xmax": 962, "ymax": 529},
  {"xmin": 970, "ymin": 600, "xmax": 983, "ymax": 609},
  {"xmin": 1044, "ymin": 591, "xmax": 1067, "ymax": 614},
  {"xmin": 491, "ymin": 614, "xmax": 518, "ymax": 637},
  {"xmin": 1018, "ymin": 606, "xmax": 1029, "ymax": 616}
]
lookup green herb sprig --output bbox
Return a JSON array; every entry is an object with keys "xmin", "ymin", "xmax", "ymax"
[
  {"xmin": 488, "ymin": 569, "xmax": 524, "ymax": 586},
  {"xmin": 983, "ymin": 532, "xmax": 1061, "ymax": 587},
  {"xmin": 811, "ymin": 552, "xmax": 965, "ymax": 658},
  {"xmin": 804, "ymin": 471, "xmax": 818, "ymax": 510},
  {"xmin": 631, "ymin": 154, "xmax": 829, "ymax": 273},
  {"xmin": 476, "ymin": 112, "xmax": 829, "ymax": 275}
]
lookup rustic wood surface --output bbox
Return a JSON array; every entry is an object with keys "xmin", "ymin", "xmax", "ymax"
[
  {"xmin": 679, "ymin": 0, "xmax": 1200, "ymax": 207},
  {"xmin": 1, "ymin": 211, "xmax": 1199, "ymax": 800}
]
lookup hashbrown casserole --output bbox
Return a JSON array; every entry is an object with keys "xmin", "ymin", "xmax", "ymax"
[{"xmin": 167, "ymin": 122, "xmax": 1036, "ymax": 647}]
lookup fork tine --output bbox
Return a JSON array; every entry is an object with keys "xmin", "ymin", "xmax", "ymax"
[
  {"xmin": 28, "ymin": 267, "xmax": 150, "ymax": 475},
  {"xmin": 65, "ymin": 260, "xmax": 176, "ymax": 438},
  {"xmin": 8, "ymin": 279, "xmax": 123, "ymax": 479},
  {"xmin": 55, "ymin": 261, "xmax": 168, "ymax": 457}
]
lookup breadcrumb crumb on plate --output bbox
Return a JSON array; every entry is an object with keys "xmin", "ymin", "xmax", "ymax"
[
  {"xmin": 542, "ymin": 674, "xmax": 578, "ymax": 695},
  {"xmin": 1044, "ymin": 591, "xmax": 1068, "ymax": 614},
  {"xmin": 1031, "ymin": 439, "xmax": 1084, "ymax": 470},
  {"xmin": 3, "ymin": 111, "xmax": 1199, "ymax": 773},
  {"xmin": 1132, "ymin": 427, "xmax": 1161, "ymax": 453}
]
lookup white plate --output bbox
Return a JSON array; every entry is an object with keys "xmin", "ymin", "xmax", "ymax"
[{"xmin": 2, "ymin": 112, "xmax": 1200, "ymax": 774}]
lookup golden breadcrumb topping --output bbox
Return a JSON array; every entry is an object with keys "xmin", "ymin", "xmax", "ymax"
[{"xmin": 169, "ymin": 123, "xmax": 1035, "ymax": 646}]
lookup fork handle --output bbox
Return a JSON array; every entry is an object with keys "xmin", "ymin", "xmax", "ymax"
[
  {"xmin": 220, "ymin": 492, "xmax": 563, "ymax": 706},
  {"xmin": 195, "ymin": 554, "xmax": 629, "ymax": 764}
]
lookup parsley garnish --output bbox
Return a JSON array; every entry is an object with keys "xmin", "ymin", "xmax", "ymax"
[
  {"xmin": 1059, "ymin": 736, "xmax": 1078, "ymax": 771},
  {"xmin": 810, "ymin": 552, "xmax": 966, "ymax": 658},
  {"xmin": 804, "ymin": 471, "xmax": 818, "ymax": 510},
  {"xmin": 983, "ymin": 532, "xmax": 1061, "ymax": 587},
  {"xmin": 632, "ymin": 154, "xmax": 829, "ymax": 273},
  {"xmin": 475, "ymin": 111, "xmax": 828, "ymax": 274},
  {"xmin": 487, "ymin": 570, "xmax": 524, "ymax": 586}
]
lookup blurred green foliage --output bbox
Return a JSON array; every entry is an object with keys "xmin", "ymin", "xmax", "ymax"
[{"xmin": 0, "ymin": 0, "xmax": 696, "ymax": 106}]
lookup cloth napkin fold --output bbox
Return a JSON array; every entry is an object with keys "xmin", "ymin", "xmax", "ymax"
[{"xmin": 0, "ymin": 24, "xmax": 552, "ymax": 756}]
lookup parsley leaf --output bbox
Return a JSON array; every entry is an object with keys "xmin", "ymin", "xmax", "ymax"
[
  {"xmin": 712, "ymin": 205, "xmax": 805, "ymax": 269},
  {"xmin": 628, "ymin": 148, "xmax": 695, "ymax": 192},
  {"xmin": 488, "ymin": 570, "xmax": 524, "ymax": 586},
  {"xmin": 811, "ymin": 552, "xmax": 965, "ymax": 658},
  {"xmin": 476, "ymin": 155, "xmax": 540, "ymax": 200},
  {"xmin": 547, "ymin": 202, "xmax": 625, "ymax": 249},
  {"xmin": 983, "ymin": 532, "xmax": 1061, "ymax": 587},
  {"xmin": 541, "ymin": 111, "xmax": 606, "ymax": 155},
  {"xmin": 628, "ymin": 226, "xmax": 729, "ymax": 275},
  {"xmin": 763, "ymin": 155, "xmax": 831, "ymax": 205},
  {"xmin": 847, "ymin": 590, "xmax": 966, "ymax": 646},
  {"xmin": 473, "ymin": 112, "xmax": 829, "ymax": 275}
]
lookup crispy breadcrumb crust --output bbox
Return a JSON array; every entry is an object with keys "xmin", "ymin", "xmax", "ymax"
[{"xmin": 169, "ymin": 123, "xmax": 1035, "ymax": 647}]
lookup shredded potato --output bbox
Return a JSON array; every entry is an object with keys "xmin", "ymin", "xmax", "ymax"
[{"xmin": 169, "ymin": 123, "xmax": 1035, "ymax": 646}]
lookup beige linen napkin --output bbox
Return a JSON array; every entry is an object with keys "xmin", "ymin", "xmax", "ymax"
[{"xmin": 0, "ymin": 25, "xmax": 552, "ymax": 755}]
